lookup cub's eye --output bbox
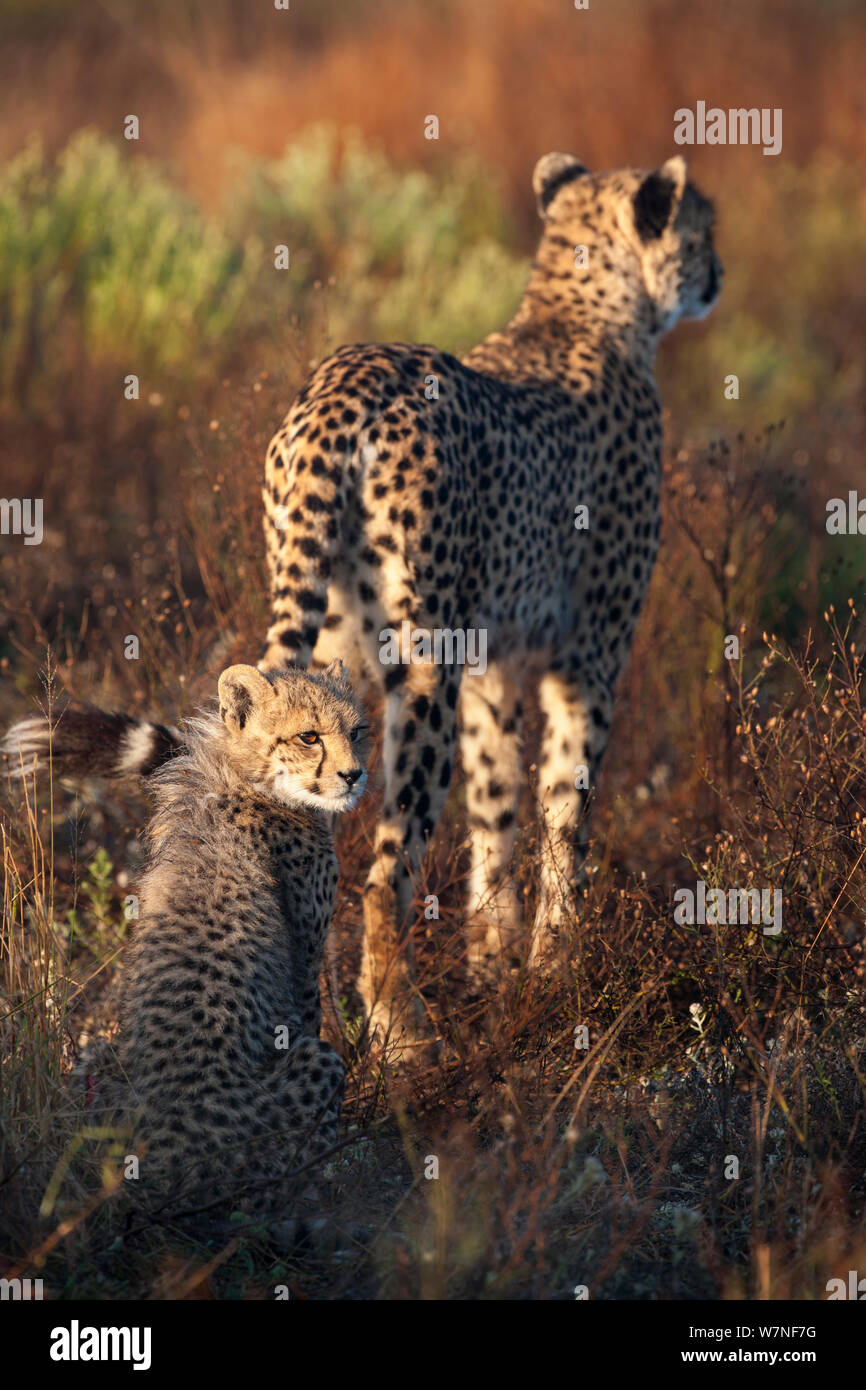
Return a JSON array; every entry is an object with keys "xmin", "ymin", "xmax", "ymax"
[
  {"xmin": 298, "ymin": 731, "xmax": 319, "ymax": 746},
  {"xmin": 350, "ymin": 724, "xmax": 368, "ymax": 743}
]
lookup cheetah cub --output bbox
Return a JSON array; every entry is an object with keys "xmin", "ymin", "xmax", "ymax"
[{"xmin": 5, "ymin": 661, "xmax": 368, "ymax": 1227}]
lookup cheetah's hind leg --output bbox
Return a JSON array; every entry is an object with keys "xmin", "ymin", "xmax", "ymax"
[
  {"xmin": 532, "ymin": 666, "xmax": 613, "ymax": 967},
  {"xmin": 359, "ymin": 668, "xmax": 459, "ymax": 1063},
  {"xmin": 460, "ymin": 659, "xmax": 524, "ymax": 991}
]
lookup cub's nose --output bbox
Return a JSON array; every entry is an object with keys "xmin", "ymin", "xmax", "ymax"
[{"xmin": 338, "ymin": 767, "xmax": 362, "ymax": 788}]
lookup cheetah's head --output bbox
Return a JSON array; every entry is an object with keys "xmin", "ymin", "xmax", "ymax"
[
  {"xmin": 533, "ymin": 152, "xmax": 723, "ymax": 335},
  {"xmin": 217, "ymin": 661, "xmax": 369, "ymax": 813}
]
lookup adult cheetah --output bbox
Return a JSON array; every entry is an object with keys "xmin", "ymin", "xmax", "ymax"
[
  {"xmin": 257, "ymin": 152, "xmax": 722, "ymax": 1042},
  {"xmin": 6, "ymin": 662, "xmax": 367, "ymax": 1227}
]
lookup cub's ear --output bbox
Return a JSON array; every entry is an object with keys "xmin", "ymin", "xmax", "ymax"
[
  {"xmin": 322, "ymin": 658, "xmax": 351, "ymax": 690},
  {"xmin": 633, "ymin": 156, "xmax": 688, "ymax": 241},
  {"xmin": 217, "ymin": 664, "xmax": 275, "ymax": 733},
  {"xmin": 533, "ymin": 152, "xmax": 589, "ymax": 217}
]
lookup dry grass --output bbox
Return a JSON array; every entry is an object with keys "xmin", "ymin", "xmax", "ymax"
[
  {"xmin": 2, "ymin": 431, "xmax": 865, "ymax": 1299},
  {"xmin": 1, "ymin": 0, "xmax": 865, "ymax": 1301}
]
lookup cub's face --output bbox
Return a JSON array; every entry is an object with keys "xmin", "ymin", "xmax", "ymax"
[
  {"xmin": 533, "ymin": 152, "xmax": 723, "ymax": 334},
  {"xmin": 217, "ymin": 661, "xmax": 369, "ymax": 813}
]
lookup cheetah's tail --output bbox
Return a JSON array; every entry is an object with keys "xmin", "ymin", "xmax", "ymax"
[
  {"xmin": 2, "ymin": 706, "xmax": 182, "ymax": 783},
  {"xmin": 258, "ymin": 434, "xmax": 351, "ymax": 673}
]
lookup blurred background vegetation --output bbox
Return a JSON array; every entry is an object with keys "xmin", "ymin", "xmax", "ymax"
[
  {"xmin": 1, "ymin": 0, "xmax": 866, "ymax": 1302},
  {"xmin": 0, "ymin": 0, "xmax": 864, "ymax": 692}
]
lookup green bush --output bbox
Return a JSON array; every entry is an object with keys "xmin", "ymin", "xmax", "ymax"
[
  {"xmin": 2, "ymin": 128, "xmax": 861, "ymax": 433},
  {"xmin": 0, "ymin": 132, "xmax": 261, "ymax": 405},
  {"xmin": 236, "ymin": 126, "xmax": 527, "ymax": 354},
  {"xmin": 0, "ymin": 127, "xmax": 528, "ymax": 411}
]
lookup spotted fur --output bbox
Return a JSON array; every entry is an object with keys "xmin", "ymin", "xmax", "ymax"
[
  {"xmin": 254, "ymin": 153, "xmax": 722, "ymax": 1043},
  {"xmin": 7, "ymin": 663, "xmax": 369, "ymax": 1226}
]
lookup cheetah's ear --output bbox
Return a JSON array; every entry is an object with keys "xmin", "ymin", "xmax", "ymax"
[
  {"xmin": 322, "ymin": 658, "xmax": 351, "ymax": 690},
  {"xmin": 633, "ymin": 156, "xmax": 688, "ymax": 241},
  {"xmin": 533, "ymin": 152, "xmax": 589, "ymax": 217},
  {"xmin": 217, "ymin": 664, "xmax": 275, "ymax": 733}
]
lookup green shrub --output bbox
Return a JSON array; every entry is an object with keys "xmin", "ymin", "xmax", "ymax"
[
  {"xmin": 0, "ymin": 127, "xmax": 527, "ymax": 411},
  {"xmin": 233, "ymin": 125, "xmax": 527, "ymax": 354},
  {"xmin": 2, "ymin": 128, "xmax": 861, "ymax": 434},
  {"xmin": 0, "ymin": 132, "xmax": 261, "ymax": 406}
]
